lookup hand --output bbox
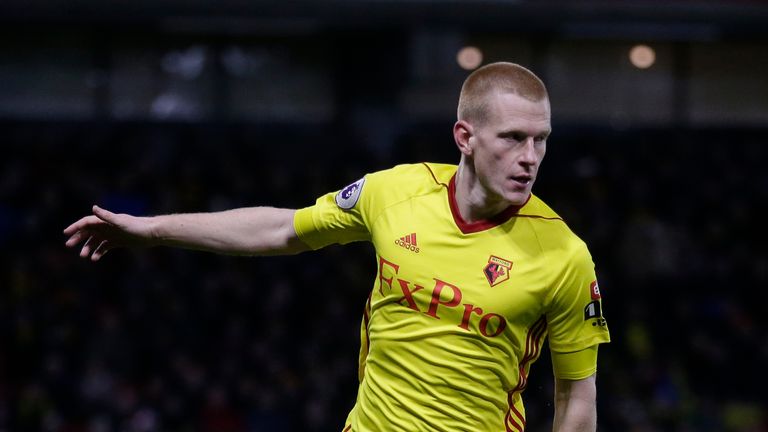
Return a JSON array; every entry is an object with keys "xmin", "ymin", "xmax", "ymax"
[{"xmin": 64, "ymin": 205, "xmax": 156, "ymax": 261}]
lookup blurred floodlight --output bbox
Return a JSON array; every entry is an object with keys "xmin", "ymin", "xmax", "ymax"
[
  {"xmin": 457, "ymin": 46, "xmax": 483, "ymax": 70},
  {"xmin": 629, "ymin": 44, "xmax": 656, "ymax": 69},
  {"xmin": 161, "ymin": 46, "xmax": 207, "ymax": 79},
  {"xmin": 222, "ymin": 46, "xmax": 268, "ymax": 77}
]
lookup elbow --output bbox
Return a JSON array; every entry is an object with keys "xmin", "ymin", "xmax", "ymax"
[{"xmin": 248, "ymin": 209, "xmax": 309, "ymax": 256}]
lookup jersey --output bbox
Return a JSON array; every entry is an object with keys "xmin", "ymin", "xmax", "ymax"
[{"xmin": 293, "ymin": 163, "xmax": 611, "ymax": 432}]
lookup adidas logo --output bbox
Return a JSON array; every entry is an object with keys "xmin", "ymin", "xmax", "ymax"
[{"xmin": 394, "ymin": 233, "xmax": 420, "ymax": 253}]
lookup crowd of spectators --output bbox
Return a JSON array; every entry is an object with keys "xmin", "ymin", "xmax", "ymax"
[{"xmin": 1, "ymin": 121, "xmax": 766, "ymax": 431}]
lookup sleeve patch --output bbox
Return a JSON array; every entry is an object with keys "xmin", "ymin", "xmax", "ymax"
[
  {"xmin": 584, "ymin": 300, "xmax": 602, "ymax": 320},
  {"xmin": 590, "ymin": 280, "xmax": 601, "ymax": 300},
  {"xmin": 335, "ymin": 177, "xmax": 365, "ymax": 210}
]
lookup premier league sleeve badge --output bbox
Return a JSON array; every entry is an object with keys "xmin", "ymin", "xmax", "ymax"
[{"xmin": 335, "ymin": 177, "xmax": 366, "ymax": 210}]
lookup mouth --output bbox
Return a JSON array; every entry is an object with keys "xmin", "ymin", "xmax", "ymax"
[{"xmin": 508, "ymin": 175, "xmax": 532, "ymax": 186}]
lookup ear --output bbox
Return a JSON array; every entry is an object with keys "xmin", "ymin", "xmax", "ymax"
[{"xmin": 453, "ymin": 120, "xmax": 474, "ymax": 156}]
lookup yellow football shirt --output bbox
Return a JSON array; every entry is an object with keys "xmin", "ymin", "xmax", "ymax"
[{"xmin": 294, "ymin": 163, "xmax": 610, "ymax": 432}]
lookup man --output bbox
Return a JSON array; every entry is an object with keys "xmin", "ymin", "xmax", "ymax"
[{"xmin": 65, "ymin": 62, "xmax": 610, "ymax": 431}]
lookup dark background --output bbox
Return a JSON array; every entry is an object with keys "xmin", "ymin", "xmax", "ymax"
[{"xmin": 1, "ymin": 1, "xmax": 767, "ymax": 431}]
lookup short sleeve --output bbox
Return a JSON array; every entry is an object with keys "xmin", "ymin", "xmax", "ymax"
[
  {"xmin": 551, "ymin": 345, "xmax": 598, "ymax": 380},
  {"xmin": 545, "ymin": 241, "xmax": 610, "ymax": 354},
  {"xmin": 293, "ymin": 176, "xmax": 373, "ymax": 250}
]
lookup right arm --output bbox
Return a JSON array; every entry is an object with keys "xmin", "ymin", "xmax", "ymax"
[{"xmin": 64, "ymin": 205, "xmax": 310, "ymax": 261}]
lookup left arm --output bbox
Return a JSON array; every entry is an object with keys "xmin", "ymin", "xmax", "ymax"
[
  {"xmin": 546, "ymin": 240, "xmax": 610, "ymax": 431},
  {"xmin": 552, "ymin": 374, "xmax": 596, "ymax": 432}
]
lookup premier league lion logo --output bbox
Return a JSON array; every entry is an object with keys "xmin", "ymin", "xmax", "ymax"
[{"xmin": 335, "ymin": 177, "xmax": 366, "ymax": 209}]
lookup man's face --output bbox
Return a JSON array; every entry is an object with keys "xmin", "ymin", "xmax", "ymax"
[{"xmin": 467, "ymin": 92, "xmax": 551, "ymax": 206}]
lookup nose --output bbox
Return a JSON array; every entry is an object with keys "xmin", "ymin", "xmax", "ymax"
[{"xmin": 519, "ymin": 138, "xmax": 538, "ymax": 167}]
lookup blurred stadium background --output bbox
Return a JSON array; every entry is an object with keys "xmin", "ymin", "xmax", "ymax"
[{"xmin": 2, "ymin": 0, "xmax": 767, "ymax": 431}]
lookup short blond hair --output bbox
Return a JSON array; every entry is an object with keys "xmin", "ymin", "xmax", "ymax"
[{"xmin": 457, "ymin": 62, "xmax": 549, "ymax": 125}]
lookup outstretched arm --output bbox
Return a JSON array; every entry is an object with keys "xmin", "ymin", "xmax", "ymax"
[
  {"xmin": 64, "ymin": 205, "xmax": 310, "ymax": 261},
  {"xmin": 552, "ymin": 374, "xmax": 597, "ymax": 432}
]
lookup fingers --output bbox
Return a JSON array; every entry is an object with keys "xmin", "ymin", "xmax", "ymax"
[
  {"xmin": 65, "ymin": 206, "xmax": 127, "ymax": 262},
  {"xmin": 91, "ymin": 240, "xmax": 111, "ymax": 262},
  {"xmin": 80, "ymin": 236, "xmax": 95, "ymax": 258},
  {"xmin": 65, "ymin": 230, "xmax": 88, "ymax": 248},
  {"xmin": 64, "ymin": 216, "xmax": 99, "ymax": 235},
  {"xmin": 64, "ymin": 206, "xmax": 116, "ymax": 252},
  {"xmin": 64, "ymin": 205, "xmax": 117, "ymax": 236},
  {"xmin": 92, "ymin": 205, "xmax": 117, "ymax": 225},
  {"xmin": 76, "ymin": 237, "xmax": 111, "ymax": 261},
  {"xmin": 64, "ymin": 214, "xmax": 106, "ymax": 250},
  {"xmin": 63, "ymin": 215, "xmax": 103, "ymax": 236}
]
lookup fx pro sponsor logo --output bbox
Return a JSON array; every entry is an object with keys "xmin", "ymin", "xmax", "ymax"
[{"xmin": 377, "ymin": 256, "xmax": 508, "ymax": 338}]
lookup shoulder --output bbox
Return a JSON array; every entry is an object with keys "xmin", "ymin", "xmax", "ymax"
[
  {"xmin": 521, "ymin": 194, "xmax": 591, "ymax": 260},
  {"xmin": 366, "ymin": 162, "xmax": 456, "ymax": 186},
  {"xmin": 520, "ymin": 194, "xmax": 563, "ymax": 221},
  {"xmin": 335, "ymin": 163, "xmax": 456, "ymax": 221},
  {"xmin": 362, "ymin": 162, "xmax": 456, "ymax": 201}
]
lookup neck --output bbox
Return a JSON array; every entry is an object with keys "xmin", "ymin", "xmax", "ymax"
[{"xmin": 454, "ymin": 160, "xmax": 514, "ymax": 223}]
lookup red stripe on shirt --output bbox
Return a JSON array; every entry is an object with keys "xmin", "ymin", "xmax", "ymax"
[
  {"xmin": 505, "ymin": 411, "xmax": 524, "ymax": 432},
  {"xmin": 504, "ymin": 315, "xmax": 548, "ymax": 431},
  {"xmin": 515, "ymin": 214, "xmax": 563, "ymax": 221},
  {"xmin": 362, "ymin": 292, "xmax": 372, "ymax": 355},
  {"xmin": 510, "ymin": 404, "xmax": 526, "ymax": 427}
]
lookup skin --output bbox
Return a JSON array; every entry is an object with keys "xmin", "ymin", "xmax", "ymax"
[
  {"xmin": 453, "ymin": 91, "xmax": 551, "ymax": 223},
  {"xmin": 64, "ymin": 86, "xmax": 597, "ymax": 432},
  {"xmin": 63, "ymin": 205, "xmax": 308, "ymax": 260},
  {"xmin": 553, "ymin": 375, "xmax": 598, "ymax": 432}
]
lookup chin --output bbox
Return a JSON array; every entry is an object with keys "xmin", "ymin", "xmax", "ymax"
[{"xmin": 503, "ymin": 190, "xmax": 531, "ymax": 207}]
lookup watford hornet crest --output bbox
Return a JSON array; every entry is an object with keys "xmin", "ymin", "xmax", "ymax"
[{"xmin": 483, "ymin": 255, "xmax": 513, "ymax": 287}]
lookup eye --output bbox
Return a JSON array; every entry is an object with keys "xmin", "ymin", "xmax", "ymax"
[{"xmin": 502, "ymin": 132, "xmax": 526, "ymax": 143}]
